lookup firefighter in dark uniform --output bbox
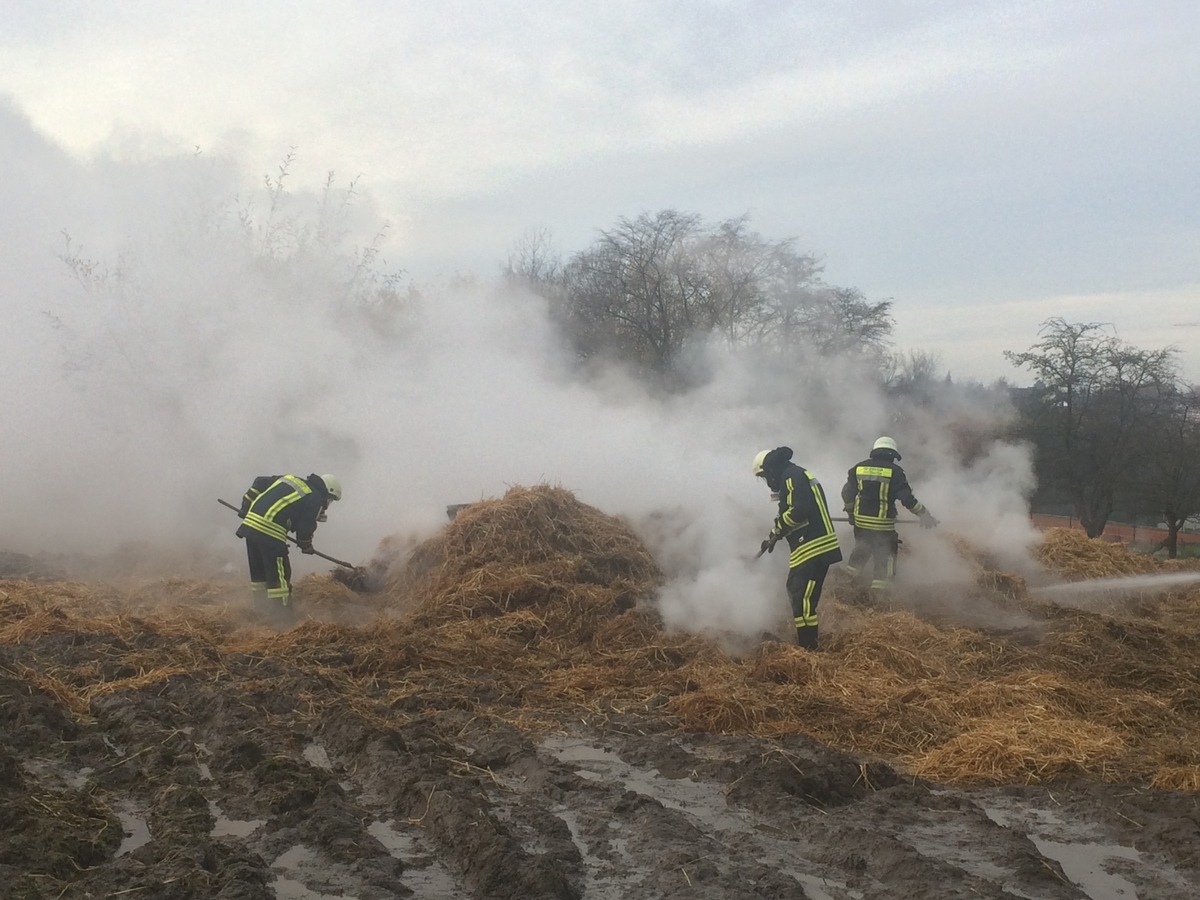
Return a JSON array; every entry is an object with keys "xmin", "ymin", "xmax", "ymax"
[
  {"xmin": 235, "ymin": 473, "xmax": 342, "ymax": 621},
  {"xmin": 753, "ymin": 447, "xmax": 842, "ymax": 650},
  {"xmin": 841, "ymin": 437, "xmax": 937, "ymax": 601}
]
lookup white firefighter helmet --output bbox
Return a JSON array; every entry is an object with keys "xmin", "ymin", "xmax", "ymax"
[
  {"xmin": 752, "ymin": 450, "xmax": 770, "ymax": 477},
  {"xmin": 872, "ymin": 436, "xmax": 900, "ymax": 459},
  {"xmin": 320, "ymin": 473, "xmax": 342, "ymax": 501}
]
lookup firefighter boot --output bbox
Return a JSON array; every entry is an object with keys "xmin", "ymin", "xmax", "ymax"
[
  {"xmin": 250, "ymin": 583, "xmax": 269, "ymax": 615},
  {"xmin": 270, "ymin": 598, "xmax": 296, "ymax": 630},
  {"xmin": 796, "ymin": 625, "xmax": 819, "ymax": 651}
]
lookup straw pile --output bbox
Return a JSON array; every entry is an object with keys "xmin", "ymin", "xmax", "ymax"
[
  {"xmin": 1035, "ymin": 527, "xmax": 1159, "ymax": 579},
  {"xmin": 3, "ymin": 492, "xmax": 1200, "ymax": 791}
]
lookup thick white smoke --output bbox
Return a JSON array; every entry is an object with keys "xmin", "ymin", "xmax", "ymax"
[{"xmin": 0, "ymin": 100, "xmax": 1041, "ymax": 634}]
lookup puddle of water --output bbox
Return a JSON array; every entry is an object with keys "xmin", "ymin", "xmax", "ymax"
[
  {"xmin": 903, "ymin": 820, "xmax": 1015, "ymax": 884},
  {"xmin": 544, "ymin": 737, "xmax": 751, "ymax": 834},
  {"xmin": 544, "ymin": 736, "xmax": 857, "ymax": 898},
  {"xmin": 116, "ymin": 803, "xmax": 151, "ymax": 856},
  {"xmin": 1033, "ymin": 838, "xmax": 1141, "ymax": 900},
  {"xmin": 982, "ymin": 802, "xmax": 1066, "ymax": 832},
  {"xmin": 269, "ymin": 876, "xmax": 357, "ymax": 900},
  {"xmin": 272, "ymin": 844, "xmax": 380, "ymax": 900},
  {"xmin": 794, "ymin": 872, "xmax": 859, "ymax": 900},
  {"xmin": 208, "ymin": 800, "xmax": 265, "ymax": 838},
  {"xmin": 366, "ymin": 818, "xmax": 470, "ymax": 898},
  {"xmin": 194, "ymin": 741, "xmax": 213, "ymax": 781},
  {"xmin": 303, "ymin": 741, "xmax": 334, "ymax": 770},
  {"xmin": 981, "ymin": 799, "xmax": 1154, "ymax": 900},
  {"xmin": 274, "ymin": 844, "xmax": 315, "ymax": 870},
  {"xmin": 366, "ymin": 819, "xmax": 415, "ymax": 856},
  {"xmin": 548, "ymin": 805, "xmax": 651, "ymax": 900}
]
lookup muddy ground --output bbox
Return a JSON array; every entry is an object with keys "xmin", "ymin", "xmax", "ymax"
[{"xmin": 2, "ymin": 582, "xmax": 1198, "ymax": 900}]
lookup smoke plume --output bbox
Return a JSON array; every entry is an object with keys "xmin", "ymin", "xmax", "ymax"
[{"xmin": 0, "ymin": 100, "xmax": 1040, "ymax": 634}]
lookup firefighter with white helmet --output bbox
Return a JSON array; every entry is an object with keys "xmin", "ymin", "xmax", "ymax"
[
  {"xmin": 235, "ymin": 473, "xmax": 342, "ymax": 622},
  {"xmin": 841, "ymin": 437, "xmax": 937, "ymax": 600}
]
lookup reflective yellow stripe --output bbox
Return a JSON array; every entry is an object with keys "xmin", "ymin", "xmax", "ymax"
[
  {"xmin": 268, "ymin": 558, "xmax": 291, "ymax": 606},
  {"xmin": 263, "ymin": 476, "xmax": 310, "ymax": 521},
  {"xmin": 853, "ymin": 464, "xmax": 893, "ymax": 525},
  {"xmin": 855, "ymin": 466, "xmax": 891, "ymax": 479},
  {"xmin": 780, "ymin": 471, "xmax": 840, "ymax": 567},
  {"xmin": 810, "ymin": 472, "xmax": 835, "ymax": 532},
  {"xmin": 853, "ymin": 515, "xmax": 896, "ymax": 532},
  {"xmin": 243, "ymin": 511, "xmax": 288, "ymax": 541},
  {"xmin": 244, "ymin": 475, "xmax": 312, "ymax": 541},
  {"xmin": 794, "ymin": 579, "xmax": 818, "ymax": 627},
  {"xmin": 779, "ymin": 476, "xmax": 799, "ymax": 531},
  {"xmin": 790, "ymin": 534, "xmax": 839, "ymax": 567}
]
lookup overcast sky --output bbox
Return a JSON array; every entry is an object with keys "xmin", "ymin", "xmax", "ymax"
[{"xmin": 3, "ymin": 0, "xmax": 1197, "ymax": 383}]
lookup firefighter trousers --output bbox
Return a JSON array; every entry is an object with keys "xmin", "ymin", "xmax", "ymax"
[
  {"xmin": 243, "ymin": 533, "xmax": 293, "ymax": 615},
  {"xmin": 786, "ymin": 560, "xmax": 831, "ymax": 651},
  {"xmin": 846, "ymin": 528, "xmax": 898, "ymax": 593}
]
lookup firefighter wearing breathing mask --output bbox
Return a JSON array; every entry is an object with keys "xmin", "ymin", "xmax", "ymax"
[
  {"xmin": 753, "ymin": 447, "xmax": 842, "ymax": 650},
  {"xmin": 235, "ymin": 473, "xmax": 342, "ymax": 622}
]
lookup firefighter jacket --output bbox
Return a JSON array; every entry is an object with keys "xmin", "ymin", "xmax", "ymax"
[
  {"xmin": 763, "ymin": 450, "xmax": 843, "ymax": 569},
  {"xmin": 235, "ymin": 474, "xmax": 326, "ymax": 547},
  {"xmin": 841, "ymin": 453, "xmax": 928, "ymax": 532}
]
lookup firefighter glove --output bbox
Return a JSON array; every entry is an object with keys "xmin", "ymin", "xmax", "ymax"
[
  {"xmin": 761, "ymin": 534, "xmax": 780, "ymax": 554},
  {"xmin": 298, "ymin": 540, "xmax": 316, "ymax": 554},
  {"xmin": 919, "ymin": 511, "xmax": 939, "ymax": 530}
]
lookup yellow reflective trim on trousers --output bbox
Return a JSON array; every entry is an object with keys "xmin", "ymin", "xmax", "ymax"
[
  {"xmin": 794, "ymin": 579, "xmax": 818, "ymax": 627},
  {"xmin": 269, "ymin": 558, "xmax": 291, "ymax": 606}
]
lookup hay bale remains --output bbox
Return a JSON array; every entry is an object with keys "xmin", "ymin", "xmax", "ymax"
[
  {"xmin": 390, "ymin": 484, "xmax": 661, "ymax": 627},
  {"xmin": 5, "ymin": 492, "xmax": 1200, "ymax": 793},
  {"xmin": 1036, "ymin": 528, "xmax": 1158, "ymax": 580},
  {"xmin": 911, "ymin": 710, "xmax": 1128, "ymax": 784}
]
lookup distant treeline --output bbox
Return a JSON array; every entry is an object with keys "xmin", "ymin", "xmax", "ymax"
[{"xmin": 506, "ymin": 213, "xmax": 1200, "ymax": 556}]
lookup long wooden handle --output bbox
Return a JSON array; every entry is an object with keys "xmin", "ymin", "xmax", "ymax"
[{"xmin": 218, "ymin": 498, "xmax": 357, "ymax": 569}]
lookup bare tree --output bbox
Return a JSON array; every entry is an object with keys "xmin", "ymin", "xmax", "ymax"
[
  {"xmin": 1138, "ymin": 386, "xmax": 1200, "ymax": 557},
  {"xmin": 882, "ymin": 349, "xmax": 943, "ymax": 400},
  {"xmin": 503, "ymin": 227, "xmax": 563, "ymax": 287},
  {"xmin": 559, "ymin": 210, "xmax": 706, "ymax": 378},
  {"xmin": 550, "ymin": 210, "xmax": 892, "ymax": 385},
  {"xmin": 1005, "ymin": 318, "xmax": 1178, "ymax": 537}
]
